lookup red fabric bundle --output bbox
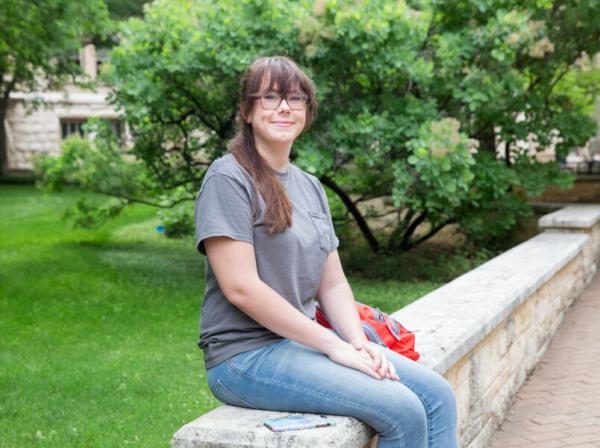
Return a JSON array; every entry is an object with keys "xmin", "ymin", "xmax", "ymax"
[{"xmin": 315, "ymin": 301, "xmax": 420, "ymax": 361}]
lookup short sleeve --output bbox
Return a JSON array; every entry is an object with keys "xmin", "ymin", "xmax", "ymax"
[
  {"xmin": 194, "ymin": 173, "xmax": 254, "ymax": 255},
  {"xmin": 318, "ymin": 183, "xmax": 340, "ymax": 252}
]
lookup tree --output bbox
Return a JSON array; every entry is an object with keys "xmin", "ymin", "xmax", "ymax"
[
  {"xmin": 37, "ymin": 0, "xmax": 600, "ymax": 252},
  {"xmin": 0, "ymin": 0, "xmax": 112, "ymax": 176}
]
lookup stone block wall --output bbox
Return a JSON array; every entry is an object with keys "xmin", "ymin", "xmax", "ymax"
[
  {"xmin": 530, "ymin": 177, "xmax": 600, "ymax": 204},
  {"xmin": 442, "ymin": 254, "xmax": 589, "ymax": 447},
  {"xmin": 5, "ymin": 86, "xmax": 126, "ymax": 171},
  {"xmin": 393, "ymin": 205, "xmax": 600, "ymax": 448}
]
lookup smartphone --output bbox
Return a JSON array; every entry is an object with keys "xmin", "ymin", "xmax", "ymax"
[{"xmin": 263, "ymin": 414, "xmax": 336, "ymax": 432}]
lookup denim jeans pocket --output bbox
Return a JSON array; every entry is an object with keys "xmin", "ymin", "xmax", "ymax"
[
  {"xmin": 213, "ymin": 378, "xmax": 258, "ymax": 409},
  {"xmin": 225, "ymin": 339, "xmax": 290, "ymax": 372}
]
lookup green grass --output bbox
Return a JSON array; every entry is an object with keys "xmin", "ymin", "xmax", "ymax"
[
  {"xmin": 1, "ymin": 186, "xmax": 217, "ymax": 447},
  {"xmin": 0, "ymin": 185, "xmax": 494, "ymax": 447}
]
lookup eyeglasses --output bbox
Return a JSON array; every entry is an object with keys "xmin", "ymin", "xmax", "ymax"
[{"xmin": 254, "ymin": 92, "xmax": 308, "ymax": 110}]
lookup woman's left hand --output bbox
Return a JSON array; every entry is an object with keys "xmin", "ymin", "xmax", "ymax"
[{"xmin": 351, "ymin": 340, "xmax": 400, "ymax": 381}]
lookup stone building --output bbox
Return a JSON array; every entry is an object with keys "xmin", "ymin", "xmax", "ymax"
[{"xmin": 4, "ymin": 44, "xmax": 129, "ymax": 174}]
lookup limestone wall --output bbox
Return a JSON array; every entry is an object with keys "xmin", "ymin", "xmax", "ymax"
[
  {"xmin": 444, "ymin": 254, "xmax": 588, "ymax": 447},
  {"xmin": 5, "ymin": 85, "xmax": 127, "ymax": 171},
  {"xmin": 530, "ymin": 177, "xmax": 600, "ymax": 204}
]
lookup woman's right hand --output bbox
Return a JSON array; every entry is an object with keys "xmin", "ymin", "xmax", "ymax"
[{"xmin": 326, "ymin": 340, "xmax": 385, "ymax": 380}]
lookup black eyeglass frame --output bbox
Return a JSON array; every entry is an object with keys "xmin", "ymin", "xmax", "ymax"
[{"xmin": 250, "ymin": 92, "xmax": 309, "ymax": 111}]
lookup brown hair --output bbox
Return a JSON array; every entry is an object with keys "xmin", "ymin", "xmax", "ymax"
[{"xmin": 229, "ymin": 56, "xmax": 318, "ymax": 234}]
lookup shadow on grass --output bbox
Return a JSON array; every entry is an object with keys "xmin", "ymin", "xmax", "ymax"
[{"xmin": 57, "ymin": 239, "xmax": 203, "ymax": 288}]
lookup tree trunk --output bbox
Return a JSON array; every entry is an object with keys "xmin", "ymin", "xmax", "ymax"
[
  {"xmin": 0, "ymin": 99, "xmax": 8, "ymax": 176},
  {"xmin": 320, "ymin": 175, "xmax": 381, "ymax": 254}
]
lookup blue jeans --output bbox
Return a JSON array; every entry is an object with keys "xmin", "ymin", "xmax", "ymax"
[{"xmin": 206, "ymin": 331, "xmax": 458, "ymax": 448}]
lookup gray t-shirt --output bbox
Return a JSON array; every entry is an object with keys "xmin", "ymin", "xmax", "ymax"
[{"xmin": 194, "ymin": 153, "xmax": 340, "ymax": 369}]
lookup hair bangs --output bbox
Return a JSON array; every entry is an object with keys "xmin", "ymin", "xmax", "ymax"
[{"xmin": 250, "ymin": 57, "xmax": 312, "ymax": 98}]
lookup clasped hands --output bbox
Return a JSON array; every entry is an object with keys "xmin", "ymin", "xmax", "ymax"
[{"xmin": 350, "ymin": 339, "xmax": 400, "ymax": 382}]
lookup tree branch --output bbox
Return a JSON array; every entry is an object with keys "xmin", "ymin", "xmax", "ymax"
[
  {"xmin": 352, "ymin": 193, "xmax": 386, "ymax": 205},
  {"xmin": 398, "ymin": 211, "xmax": 427, "ymax": 251},
  {"xmin": 406, "ymin": 219, "xmax": 454, "ymax": 250},
  {"xmin": 367, "ymin": 208, "xmax": 400, "ymax": 219},
  {"xmin": 320, "ymin": 175, "xmax": 381, "ymax": 254},
  {"xmin": 504, "ymin": 140, "xmax": 512, "ymax": 167},
  {"xmin": 93, "ymin": 187, "xmax": 195, "ymax": 208},
  {"xmin": 386, "ymin": 208, "xmax": 414, "ymax": 252},
  {"xmin": 171, "ymin": 78, "xmax": 226, "ymax": 137}
]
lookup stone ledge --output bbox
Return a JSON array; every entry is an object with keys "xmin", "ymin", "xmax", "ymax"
[
  {"xmin": 172, "ymin": 406, "xmax": 374, "ymax": 448},
  {"xmin": 539, "ymin": 204, "xmax": 600, "ymax": 229},
  {"xmin": 391, "ymin": 232, "xmax": 588, "ymax": 374}
]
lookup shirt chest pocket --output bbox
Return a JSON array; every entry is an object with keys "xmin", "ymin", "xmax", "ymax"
[{"xmin": 308, "ymin": 211, "xmax": 331, "ymax": 253}]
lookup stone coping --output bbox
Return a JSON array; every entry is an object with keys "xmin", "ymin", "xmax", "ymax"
[
  {"xmin": 391, "ymin": 231, "xmax": 588, "ymax": 374},
  {"xmin": 539, "ymin": 204, "xmax": 600, "ymax": 229},
  {"xmin": 172, "ymin": 406, "xmax": 373, "ymax": 448}
]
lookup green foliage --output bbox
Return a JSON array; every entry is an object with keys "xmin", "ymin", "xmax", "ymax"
[
  {"xmin": 0, "ymin": 0, "xmax": 112, "ymax": 91},
  {"xmin": 105, "ymin": 0, "xmax": 149, "ymax": 20},
  {"xmin": 458, "ymin": 151, "xmax": 574, "ymax": 247},
  {"xmin": 393, "ymin": 118, "xmax": 475, "ymax": 219},
  {"xmin": 340, "ymin": 240, "xmax": 497, "ymax": 284},
  {"xmin": 156, "ymin": 188, "xmax": 196, "ymax": 238},
  {"xmin": 458, "ymin": 152, "xmax": 532, "ymax": 246},
  {"xmin": 63, "ymin": 196, "xmax": 127, "ymax": 229},
  {"xmin": 37, "ymin": 120, "xmax": 148, "ymax": 193},
  {"xmin": 34, "ymin": 119, "xmax": 165, "ymax": 228},
  {"xmin": 37, "ymin": 0, "xmax": 600, "ymax": 251},
  {"xmin": 102, "ymin": 0, "xmax": 308, "ymax": 188}
]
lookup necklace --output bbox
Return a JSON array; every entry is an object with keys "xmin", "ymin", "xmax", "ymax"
[
  {"xmin": 281, "ymin": 173, "xmax": 289, "ymax": 190},
  {"xmin": 273, "ymin": 163, "xmax": 290, "ymax": 190}
]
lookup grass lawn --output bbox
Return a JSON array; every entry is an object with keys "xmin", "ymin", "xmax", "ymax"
[{"xmin": 0, "ymin": 185, "xmax": 494, "ymax": 447}]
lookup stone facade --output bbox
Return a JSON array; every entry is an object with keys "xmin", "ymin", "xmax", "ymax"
[
  {"xmin": 5, "ymin": 86, "xmax": 126, "ymax": 172},
  {"xmin": 4, "ymin": 44, "xmax": 128, "ymax": 173}
]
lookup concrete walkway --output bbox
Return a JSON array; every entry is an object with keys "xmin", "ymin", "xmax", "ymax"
[{"xmin": 489, "ymin": 269, "xmax": 600, "ymax": 448}]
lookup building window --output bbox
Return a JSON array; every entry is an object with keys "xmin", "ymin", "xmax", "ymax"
[
  {"xmin": 109, "ymin": 119, "xmax": 123, "ymax": 139},
  {"xmin": 66, "ymin": 50, "xmax": 83, "ymax": 69},
  {"xmin": 61, "ymin": 119, "xmax": 86, "ymax": 139},
  {"xmin": 96, "ymin": 47, "xmax": 109, "ymax": 75},
  {"xmin": 60, "ymin": 118, "xmax": 124, "ymax": 140}
]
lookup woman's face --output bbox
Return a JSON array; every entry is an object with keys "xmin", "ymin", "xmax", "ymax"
[{"xmin": 245, "ymin": 82, "xmax": 307, "ymax": 149}]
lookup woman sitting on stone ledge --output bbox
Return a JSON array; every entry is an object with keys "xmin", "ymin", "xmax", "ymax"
[{"xmin": 194, "ymin": 55, "xmax": 458, "ymax": 448}]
